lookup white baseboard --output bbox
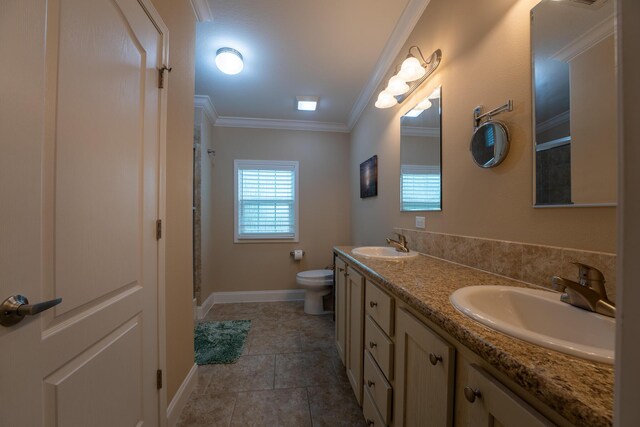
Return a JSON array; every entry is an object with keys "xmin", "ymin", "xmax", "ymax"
[
  {"xmin": 166, "ymin": 363, "xmax": 198, "ymax": 427},
  {"xmin": 196, "ymin": 292, "xmax": 216, "ymax": 319},
  {"xmin": 212, "ymin": 289, "xmax": 306, "ymax": 304}
]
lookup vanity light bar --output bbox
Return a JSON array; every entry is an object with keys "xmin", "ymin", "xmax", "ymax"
[{"xmin": 375, "ymin": 48, "xmax": 442, "ymax": 109}]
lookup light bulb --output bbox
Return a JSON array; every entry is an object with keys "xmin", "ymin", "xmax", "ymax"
[
  {"xmin": 215, "ymin": 47, "xmax": 244, "ymax": 75},
  {"xmin": 375, "ymin": 90, "xmax": 397, "ymax": 109},
  {"xmin": 398, "ymin": 56, "xmax": 425, "ymax": 82},
  {"xmin": 386, "ymin": 75, "xmax": 410, "ymax": 96}
]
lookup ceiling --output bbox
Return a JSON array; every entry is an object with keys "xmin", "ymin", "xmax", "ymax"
[{"xmin": 194, "ymin": 0, "xmax": 421, "ymax": 131}]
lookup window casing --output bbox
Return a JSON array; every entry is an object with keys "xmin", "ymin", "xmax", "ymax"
[
  {"xmin": 400, "ymin": 164, "xmax": 441, "ymax": 211},
  {"xmin": 234, "ymin": 160, "xmax": 299, "ymax": 242}
]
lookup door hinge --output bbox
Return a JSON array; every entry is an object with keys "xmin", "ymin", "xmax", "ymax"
[
  {"xmin": 158, "ymin": 65, "xmax": 172, "ymax": 89},
  {"xmin": 157, "ymin": 369, "xmax": 163, "ymax": 389},
  {"xmin": 156, "ymin": 219, "xmax": 162, "ymax": 240}
]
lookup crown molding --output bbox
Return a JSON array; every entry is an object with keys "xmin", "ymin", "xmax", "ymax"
[
  {"xmin": 194, "ymin": 95, "xmax": 218, "ymax": 126},
  {"xmin": 400, "ymin": 126, "xmax": 440, "ymax": 137},
  {"xmin": 190, "ymin": 0, "xmax": 213, "ymax": 22},
  {"xmin": 537, "ymin": 110, "xmax": 570, "ymax": 133},
  {"xmin": 551, "ymin": 15, "xmax": 614, "ymax": 63},
  {"xmin": 346, "ymin": 0, "xmax": 432, "ymax": 131},
  {"xmin": 214, "ymin": 117, "xmax": 349, "ymax": 133}
]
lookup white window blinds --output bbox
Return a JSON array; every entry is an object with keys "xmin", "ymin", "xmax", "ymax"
[
  {"xmin": 235, "ymin": 160, "xmax": 299, "ymax": 241},
  {"xmin": 401, "ymin": 164, "xmax": 441, "ymax": 211}
]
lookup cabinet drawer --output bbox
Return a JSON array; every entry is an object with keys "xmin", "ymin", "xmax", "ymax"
[
  {"xmin": 364, "ymin": 350, "xmax": 393, "ymax": 424},
  {"xmin": 365, "ymin": 315, "xmax": 394, "ymax": 380},
  {"xmin": 459, "ymin": 363, "xmax": 553, "ymax": 427},
  {"xmin": 363, "ymin": 377, "xmax": 388, "ymax": 427},
  {"xmin": 365, "ymin": 281, "xmax": 394, "ymax": 336}
]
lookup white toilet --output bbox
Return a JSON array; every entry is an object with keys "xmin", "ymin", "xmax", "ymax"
[{"xmin": 296, "ymin": 269, "xmax": 334, "ymax": 315}]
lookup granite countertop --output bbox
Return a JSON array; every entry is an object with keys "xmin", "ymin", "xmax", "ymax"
[{"xmin": 334, "ymin": 246, "xmax": 614, "ymax": 427}]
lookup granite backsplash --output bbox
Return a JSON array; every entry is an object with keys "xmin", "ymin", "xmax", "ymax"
[{"xmin": 394, "ymin": 228, "xmax": 617, "ymax": 301}]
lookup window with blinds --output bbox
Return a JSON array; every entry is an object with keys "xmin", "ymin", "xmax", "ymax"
[
  {"xmin": 400, "ymin": 164, "xmax": 441, "ymax": 211},
  {"xmin": 234, "ymin": 160, "xmax": 299, "ymax": 241}
]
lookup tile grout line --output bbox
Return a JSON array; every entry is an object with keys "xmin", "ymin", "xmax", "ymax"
[
  {"xmin": 272, "ymin": 353, "xmax": 277, "ymax": 389},
  {"xmin": 227, "ymin": 392, "xmax": 240, "ymax": 427},
  {"xmin": 305, "ymin": 387, "xmax": 314, "ymax": 427}
]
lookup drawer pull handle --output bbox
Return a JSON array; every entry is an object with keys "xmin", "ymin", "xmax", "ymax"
[
  {"xmin": 369, "ymin": 341, "xmax": 377, "ymax": 349},
  {"xmin": 429, "ymin": 353, "xmax": 442, "ymax": 365},
  {"xmin": 464, "ymin": 387, "xmax": 482, "ymax": 403},
  {"xmin": 366, "ymin": 420, "xmax": 375, "ymax": 426},
  {"xmin": 369, "ymin": 301, "xmax": 378, "ymax": 308},
  {"xmin": 367, "ymin": 380, "xmax": 375, "ymax": 387}
]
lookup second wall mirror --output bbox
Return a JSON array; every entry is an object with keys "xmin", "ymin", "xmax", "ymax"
[
  {"xmin": 400, "ymin": 86, "xmax": 442, "ymax": 211},
  {"xmin": 531, "ymin": 0, "xmax": 617, "ymax": 207}
]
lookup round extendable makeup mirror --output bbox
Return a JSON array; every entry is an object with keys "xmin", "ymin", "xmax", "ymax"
[{"xmin": 470, "ymin": 121, "xmax": 510, "ymax": 168}]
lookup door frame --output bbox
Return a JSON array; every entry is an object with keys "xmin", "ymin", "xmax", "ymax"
[{"xmin": 133, "ymin": 0, "xmax": 169, "ymax": 424}]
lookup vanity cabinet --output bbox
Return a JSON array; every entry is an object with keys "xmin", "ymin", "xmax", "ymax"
[
  {"xmin": 395, "ymin": 307, "xmax": 455, "ymax": 427},
  {"xmin": 346, "ymin": 266, "xmax": 365, "ymax": 405},
  {"xmin": 454, "ymin": 360, "xmax": 553, "ymax": 427},
  {"xmin": 363, "ymin": 281, "xmax": 397, "ymax": 426},
  {"xmin": 335, "ymin": 257, "xmax": 347, "ymax": 364},
  {"xmin": 334, "ymin": 252, "xmax": 559, "ymax": 427}
]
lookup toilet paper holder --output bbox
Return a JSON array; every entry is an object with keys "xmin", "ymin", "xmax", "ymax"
[{"xmin": 290, "ymin": 250, "xmax": 305, "ymax": 257}]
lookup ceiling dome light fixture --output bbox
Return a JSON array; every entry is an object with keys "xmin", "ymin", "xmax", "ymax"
[{"xmin": 215, "ymin": 47, "xmax": 244, "ymax": 75}]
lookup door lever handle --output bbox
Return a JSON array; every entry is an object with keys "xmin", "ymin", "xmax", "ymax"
[{"xmin": 0, "ymin": 295, "xmax": 62, "ymax": 327}]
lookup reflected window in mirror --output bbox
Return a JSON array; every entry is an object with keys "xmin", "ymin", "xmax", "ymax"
[
  {"xmin": 400, "ymin": 87, "xmax": 442, "ymax": 211},
  {"xmin": 532, "ymin": 0, "xmax": 617, "ymax": 207}
]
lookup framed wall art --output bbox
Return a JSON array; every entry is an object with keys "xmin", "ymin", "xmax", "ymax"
[{"xmin": 360, "ymin": 155, "xmax": 378, "ymax": 198}]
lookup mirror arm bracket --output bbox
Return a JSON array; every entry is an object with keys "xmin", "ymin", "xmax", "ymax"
[{"xmin": 473, "ymin": 100, "xmax": 513, "ymax": 130}]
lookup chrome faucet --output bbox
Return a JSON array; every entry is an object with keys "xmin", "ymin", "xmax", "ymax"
[
  {"xmin": 551, "ymin": 262, "xmax": 615, "ymax": 317},
  {"xmin": 386, "ymin": 233, "xmax": 409, "ymax": 253}
]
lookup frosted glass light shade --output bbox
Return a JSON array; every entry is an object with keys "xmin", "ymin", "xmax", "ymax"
[
  {"xmin": 375, "ymin": 90, "xmax": 397, "ymax": 109},
  {"xmin": 216, "ymin": 47, "xmax": 244, "ymax": 75},
  {"xmin": 415, "ymin": 98, "xmax": 432, "ymax": 111},
  {"xmin": 386, "ymin": 75, "xmax": 410, "ymax": 96},
  {"xmin": 398, "ymin": 56, "xmax": 425, "ymax": 82}
]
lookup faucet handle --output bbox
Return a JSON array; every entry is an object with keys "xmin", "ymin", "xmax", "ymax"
[
  {"xmin": 394, "ymin": 232, "xmax": 407, "ymax": 244},
  {"xmin": 571, "ymin": 262, "xmax": 605, "ymax": 284}
]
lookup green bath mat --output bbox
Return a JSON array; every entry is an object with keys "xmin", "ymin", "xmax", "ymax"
[{"xmin": 194, "ymin": 320, "xmax": 251, "ymax": 365}]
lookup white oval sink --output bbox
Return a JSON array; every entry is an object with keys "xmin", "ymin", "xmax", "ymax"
[
  {"xmin": 352, "ymin": 246, "xmax": 419, "ymax": 260},
  {"xmin": 450, "ymin": 286, "xmax": 615, "ymax": 364}
]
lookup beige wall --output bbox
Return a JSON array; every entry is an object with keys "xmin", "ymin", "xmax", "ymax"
[
  {"xmin": 198, "ymin": 113, "xmax": 217, "ymax": 302},
  {"xmin": 207, "ymin": 127, "xmax": 351, "ymax": 294},
  {"xmin": 570, "ymin": 35, "xmax": 617, "ymax": 204},
  {"xmin": 351, "ymin": 0, "xmax": 616, "ymax": 253},
  {"xmin": 150, "ymin": 0, "xmax": 196, "ymax": 403}
]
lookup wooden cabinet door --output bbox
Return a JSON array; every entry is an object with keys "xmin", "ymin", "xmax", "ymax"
[
  {"xmin": 346, "ymin": 266, "xmax": 365, "ymax": 405},
  {"xmin": 456, "ymin": 363, "xmax": 553, "ymax": 427},
  {"xmin": 335, "ymin": 257, "xmax": 348, "ymax": 364},
  {"xmin": 395, "ymin": 308, "xmax": 455, "ymax": 427}
]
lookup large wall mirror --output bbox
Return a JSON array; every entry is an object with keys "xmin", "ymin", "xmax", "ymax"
[
  {"xmin": 400, "ymin": 86, "xmax": 442, "ymax": 211},
  {"xmin": 531, "ymin": 0, "xmax": 617, "ymax": 207}
]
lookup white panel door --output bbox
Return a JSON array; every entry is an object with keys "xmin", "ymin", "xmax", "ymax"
[{"xmin": 0, "ymin": 0, "xmax": 165, "ymax": 425}]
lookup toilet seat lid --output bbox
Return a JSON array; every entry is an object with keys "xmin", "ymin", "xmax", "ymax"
[{"xmin": 297, "ymin": 269, "xmax": 333, "ymax": 280}]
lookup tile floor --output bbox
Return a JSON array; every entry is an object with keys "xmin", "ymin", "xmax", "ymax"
[{"xmin": 177, "ymin": 301, "xmax": 367, "ymax": 427}]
